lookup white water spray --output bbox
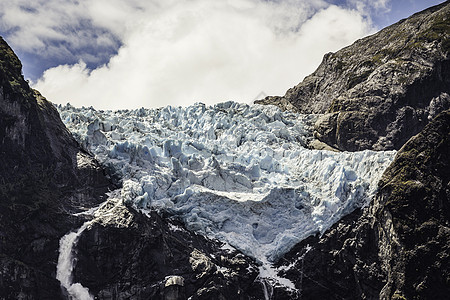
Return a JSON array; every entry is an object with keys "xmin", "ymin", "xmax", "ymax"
[
  {"xmin": 56, "ymin": 221, "xmax": 93, "ymax": 300},
  {"xmin": 259, "ymin": 277, "xmax": 274, "ymax": 300}
]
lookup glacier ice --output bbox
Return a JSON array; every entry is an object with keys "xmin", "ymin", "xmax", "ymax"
[{"xmin": 58, "ymin": 101, "xmax": 395, "ymax": 263}]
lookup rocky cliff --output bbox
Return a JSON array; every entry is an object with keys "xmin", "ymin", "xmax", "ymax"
[
  {"xmin": 72, "ymin": 199, "xmax": 275, "ymax": 300},
  {"xmin": 277, "ymin": 109, "xmax": 450, "ymax": 299},
  {"xmin": 256, "ymin": 1, "xmax": 450, "ymax": 152},
  {"xmin": 0, "ymin": 36, "xmax": 112, "ymax": 299}
]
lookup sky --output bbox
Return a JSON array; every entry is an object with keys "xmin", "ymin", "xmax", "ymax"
[{"xmin": 0, "ymin": 0, "xmax": 446, "ymax": 109}]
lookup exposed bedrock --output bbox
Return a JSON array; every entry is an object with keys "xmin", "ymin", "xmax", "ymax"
[
  {"xmin": 256, "ymin": 1, "xmax": 450, "ymax": 152},
  {"xmin": 72, "ymin": 201, "xmax": 279, "ymax": 300}
]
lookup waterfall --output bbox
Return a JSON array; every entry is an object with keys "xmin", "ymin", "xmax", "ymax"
[
  {"xmin": 56, "ymin": 221, "xmax": 93, "ymax": 300},
  {"xmin": 259, "ymin": 278, "xmax": 274, "ymax": 300}
]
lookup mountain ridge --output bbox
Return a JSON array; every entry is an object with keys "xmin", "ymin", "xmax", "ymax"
[
  {"xmin": 0, "ymin": 35, "xmax": 112, "ymax": 299},
  {"xmin": 256, "ymin": 1, "xmax": 450, "ymax": 152}
]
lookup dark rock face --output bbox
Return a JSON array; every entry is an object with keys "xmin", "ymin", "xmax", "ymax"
[
  {"xmin": 256, "ymin": 1, "xmax": 450, "ymax": 151},
  {"xmin": 0, "ymin": 37, "xmax": 112, "ymax": 299},
  {"xmin": 277, "ymin": 109, "xmax": 450, "ymax": 299},
  {"xmin": 376, "ymin": 109, "xmax": 450, "ymax": 298}
]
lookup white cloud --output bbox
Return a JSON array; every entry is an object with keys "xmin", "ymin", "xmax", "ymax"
[
  {"xmin": 346, "ymin": 0, "xmax": 391, "ymax": 16},
  {"xmin": 0, "ymin": 0, "xmax": 119, "ymax": 62},
  {"xmin": 2, "ymin": 0, "xmax": 374, "ymax": 109}
]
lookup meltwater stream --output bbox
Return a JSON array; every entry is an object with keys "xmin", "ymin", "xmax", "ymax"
[{"xmin": 58, "ymin": 101, "xmax": 396, "ymax": 288}]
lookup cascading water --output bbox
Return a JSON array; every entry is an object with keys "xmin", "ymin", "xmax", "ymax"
[
  {"xmin": 56, "ymin": 222, "xmax": 93, "ymax": 300},
  {"xmin": 259, "ymin": 277, "xmax": 274, "ymax": 300}
]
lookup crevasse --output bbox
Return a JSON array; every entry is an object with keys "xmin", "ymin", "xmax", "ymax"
[{"xmin": 58, "ymin": 101, "xmax": 395, "ymax": 263}]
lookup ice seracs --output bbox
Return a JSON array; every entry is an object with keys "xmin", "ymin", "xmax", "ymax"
[{"xmin": 58, "ymin": 101, "xmax": 395, "ymax": 263}]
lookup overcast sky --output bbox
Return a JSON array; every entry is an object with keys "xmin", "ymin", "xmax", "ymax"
[{"xmin": 0, "ymin": 0, "xmax": 445, "ymax": 109}]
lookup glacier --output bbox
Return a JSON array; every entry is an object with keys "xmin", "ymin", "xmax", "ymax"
[{"xmin": 58, "ymin": 101, "xmax": 395, "ymax": 264}]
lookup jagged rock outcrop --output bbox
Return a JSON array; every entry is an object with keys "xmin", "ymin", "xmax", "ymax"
[
  {"xmin": 277, "ymin": 109, "xmax": 450, "ymax": 299},
  {"xmin": 256, "ymin": 1, "xmax": 450, "ymax": 151},
  {"xmin": 72, "ymin": 199, "xmax": 269, "ymax": 300}
]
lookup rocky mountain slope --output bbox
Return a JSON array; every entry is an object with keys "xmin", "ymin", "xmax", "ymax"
[
  {"xmin": 0, "ymin": 36, "xmax": 112, "ymax": 299},
  {"xmin": 277, "ymin": 108, "xmax": 450, "ymax": 299},
  {"xmin": 72, "ymin": 199, "xmax": 272, "ymax": 299},
  {"xmin": 256, "ymin": 1, "xmax": 450, "ymax": 152}
]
